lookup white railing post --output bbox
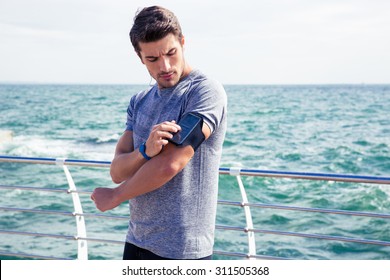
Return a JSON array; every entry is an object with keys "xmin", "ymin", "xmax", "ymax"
[
  {"xmin": 229, "ymin": 167, "xmax": 256, "ymax": 259},
  {"xmin": 56, "ymin": 158, "xmax": 88, "ymax": 260}
]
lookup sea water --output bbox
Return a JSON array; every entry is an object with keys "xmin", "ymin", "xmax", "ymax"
[{"xmin": 0, "ymin": 84, "xmax": 389, "ymax": 259}]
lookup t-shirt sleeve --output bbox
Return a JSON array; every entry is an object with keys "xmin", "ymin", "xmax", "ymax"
[
  {"xmin": 183, "ymin": 78, "xmax": 227, "ymax": 135},
  {"xmin": 125, "ymin": 95, "xmax": 136, "ymax": 131}
]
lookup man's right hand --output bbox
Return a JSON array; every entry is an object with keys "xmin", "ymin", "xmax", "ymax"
[
  {"xmin": 144, "ymin": 120, "xmax": 181, "ymax": 158},
  {"xmin": 91, "ymin": 187, "xmax": 120, "ymax": 212}
]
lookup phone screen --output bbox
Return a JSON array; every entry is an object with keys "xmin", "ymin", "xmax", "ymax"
[{"xmin": 170, "ymin": 113, "xmax": 202, "ymax": 145}]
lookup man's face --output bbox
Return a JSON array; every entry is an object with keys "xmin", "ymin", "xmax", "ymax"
[{"xmin": 139, "ymin": 33, "xmax": 188, "ymax": 89}]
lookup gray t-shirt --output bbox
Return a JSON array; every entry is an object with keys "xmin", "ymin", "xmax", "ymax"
[{"xmin": 125, "ymin": 69, "xmax": 227, "ymax": 259}]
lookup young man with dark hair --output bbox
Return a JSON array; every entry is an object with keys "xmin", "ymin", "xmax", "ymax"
[{"xmin": 91, "ymin": 6, "xmax": 227, "ymax": 260}]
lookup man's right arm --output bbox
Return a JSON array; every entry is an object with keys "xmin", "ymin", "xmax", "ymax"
[{"xmin": 110, "ymin": 121, "xmax": 181, "ymax": 184}]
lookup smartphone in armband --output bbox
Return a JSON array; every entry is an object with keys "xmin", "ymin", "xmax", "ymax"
[{"xmin": 168, "ymin": 112, "xmax": 205, "ymax": 151}]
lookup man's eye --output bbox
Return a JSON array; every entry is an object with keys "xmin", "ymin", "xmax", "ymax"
[
  {"xmin": 147, "ymin": 58, "xmax": 158, "ymax": 62},
  {"xmin": 167, "ymin": 50, "xmax": 176, "ymax": 56}
]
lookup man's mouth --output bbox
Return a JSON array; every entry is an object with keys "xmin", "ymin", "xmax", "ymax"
[{"xmin": 159, "ymin": 72, "xmax": 175, "ymax": 80}]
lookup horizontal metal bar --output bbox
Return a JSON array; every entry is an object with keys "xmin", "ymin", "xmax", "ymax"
[
  {"xmin": 216, "ymin": 225, "xmax": 246, "ymax": 232},
  {"xmin": 218, "ymin": 200, "xmax": 243, "ymax": 207},
  {"xmin": 0, "ymin": 230, "xmax": 123, "ymax": 246},
  {"xmin": 0, "ymin": 206, "xmax": 75, "ymax": 217},
  {"xmin": 215, "ymin": 225, "xmax": 390, "ymax": 247},
  {"xmin": 246, "ymin": 202, "xmax": 390, "ymax": 219},
  {"xmin": 0, "ymin": 229, "xmax": 122, "ymax": 246},
  {"xmin": 77, "ymin": 236, "xmax": 124, "ymax": 245},
  {"xmin": 0, "ymin": 206, "xmax": 129, "ymax": 220},
  {"xmin": 0, "ymin": 250, "xmax": 73, "ymax": 260},
  {"xmin": 212, "ymin": 250, "xmax": 288, "ymax": 260},
  {"xmin": 251, "ymin": 228, "xmax": 390, "ymax": 246},
  {"xmin": 218, "ymin": 200, "xmax": 390, "ymax": 219},
  {"xmin": 0, "ymin": 230, "xmax": 76, "ymax": 240},
  {"xmin": 0, "ymin": 156, "xmax": 58, "ymax": 165},
  {"xmin": 0, "ymin": 184, "xmax": 69, "ymax": 193},
  {"xmin": 0, "ymin": 155, "xmax": 111, "ymax": 167},
  {"xmin": 220, "ymin": 167, "xmax": 390, "ymax": 184},
  {"xmin": 81, "ymin": 212, "xmax": 128, "ymax": 220},
  {"xmin": 0, "ymin": 184, "xmax": 92, "ymax": 195},
  {"xmin": 2, "ymin": 155, "xmax": 389, "ymax": 184}
]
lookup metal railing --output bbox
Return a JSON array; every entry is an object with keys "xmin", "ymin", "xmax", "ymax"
[{"xmin": 1, "ymin": 155, "xmax": 390, "ymax": 260}]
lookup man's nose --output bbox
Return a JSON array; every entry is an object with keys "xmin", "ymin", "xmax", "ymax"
[{"xmin": 159, "ymin": 56, "xmax": 171, "ymax": 72}]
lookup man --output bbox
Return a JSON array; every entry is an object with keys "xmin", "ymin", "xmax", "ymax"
[{"xmin": 91, "ymin": 6, "xmax": 227, "ymax": 260}]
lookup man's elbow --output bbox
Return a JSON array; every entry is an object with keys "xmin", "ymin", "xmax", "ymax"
[
  {"xmin": 111, "ymin": 175, "xmax": 123, "ymax": 185},
  {"xmin": 110, "ymin": 166, "xmax": 123, "ymax": 184},
  {"xmin": 159, "ymin": 160, "xmax": 185, "ymax": 180},
  {"xmin": 156, "ymin": 145, "xmax": 193, "ymax": 179}
]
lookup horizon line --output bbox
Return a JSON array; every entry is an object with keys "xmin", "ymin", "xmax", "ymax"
[{"xmin": 1, "ymin": 81, "xmax": 390, "ymax": 86}]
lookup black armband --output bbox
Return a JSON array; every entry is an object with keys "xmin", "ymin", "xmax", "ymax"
[{"xmin": 168, "ymin": 113, "xmax": 205, "ymax": 151}]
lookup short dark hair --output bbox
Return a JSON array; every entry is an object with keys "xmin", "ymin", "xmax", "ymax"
[{"xmin": 129, "ymin": 6, "xmax": 183, "ymax": 56}]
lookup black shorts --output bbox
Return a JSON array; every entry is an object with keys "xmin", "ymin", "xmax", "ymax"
[{"xmin": 123, "ymin": 242, "xmax": 212, "ymax": 260}]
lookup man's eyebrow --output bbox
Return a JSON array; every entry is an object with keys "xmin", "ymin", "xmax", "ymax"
[{"xmin": 145, "ymin": 48, "xmax": 177, "ymax": 59}]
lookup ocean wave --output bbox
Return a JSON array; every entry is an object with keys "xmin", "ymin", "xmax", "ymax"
[
  {"xmin": 0, "ymin": 130, "xmax": 13, "ymax": 143},
  {"xmin": 0, "ymin": 133, "xmax": 115, "ymax": 160},
  {"xmin": 83, "ymin": 133, "xmax": 121, "ymax": 144}
]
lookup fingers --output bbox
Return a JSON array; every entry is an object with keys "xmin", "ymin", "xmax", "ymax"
[
  {"xmin": 155, "ymin": 130, "xmax": 176, "ymax": 140},
  {"xmin": 151, "ymin": 121, "xmax": 180, "ymax": 140},
  {"xmin": 145, "ymin": 120, "xmax": 181, "ymax": 157},
  {"xmin": 156, "ymin": 139, "xmax": 169, "ymax": 146},
  {"xmin": 90, "ymin": 188, "xmax": 110, "ymax": 212},
  {"xmin": 90, "ymin": 190, "xmax": 95, "ymax": 201},
  {"xmin": 153, "ymin": 121, "xmax": 180, "ymax": 140},
  {"xmin": 155, "ymin": 121, "xmax": 181, "ymax": 133}
]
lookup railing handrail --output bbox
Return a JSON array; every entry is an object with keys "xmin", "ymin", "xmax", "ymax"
[
  {"xmin": 219, "ymin": 167, "xmax": 390, "ymax": 184},
  {"xmin": 2, "ymin": 155, "xmax": 389, "ymax": 184},
  {"xmin": 0, "ymin": 155, "xmax": 111, "ymax": 167}
]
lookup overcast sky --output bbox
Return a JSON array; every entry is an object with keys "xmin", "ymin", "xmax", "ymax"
[{"xmin": 1, "ymin": 0, "xmax": 389, "ymax": 84}]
